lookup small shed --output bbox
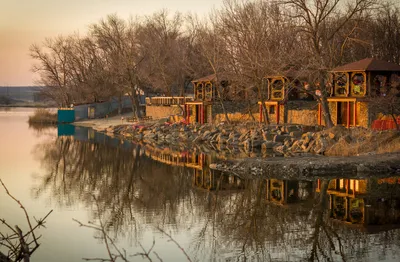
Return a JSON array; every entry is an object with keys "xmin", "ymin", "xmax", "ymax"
[{"xmin": 57, "ymin": 108, "xmax": 75, "ymax": 123}]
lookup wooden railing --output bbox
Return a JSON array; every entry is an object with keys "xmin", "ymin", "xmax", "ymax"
[{"xmin": 145, "ymin": 96, "xmax": 194, "ymax": 106}]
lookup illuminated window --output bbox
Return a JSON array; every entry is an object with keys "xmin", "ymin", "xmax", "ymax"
[
  {"xmin": 339, "ymin": 179, "xmax": 344, "ymax": 189},
  {"xmin": 334, "ymin": 73, "xmax": 349, "ymax": 96},
  {"xmin": 351, "ymin": 72, "xmax": 366, "ymax": 96}
]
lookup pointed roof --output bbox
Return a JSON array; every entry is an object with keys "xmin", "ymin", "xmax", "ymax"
[
  {"xmin": 192, "ymin": 74, "xmax": 217, "ymax": 83},
  {"xmin": 331, "ymin": 58, "xmax": 400, "ymax": 72}
]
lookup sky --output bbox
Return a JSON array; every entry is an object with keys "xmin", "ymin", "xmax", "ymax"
[{"xmin": 0, "ymin": 0, "xmax": 223, "ymax": 86}]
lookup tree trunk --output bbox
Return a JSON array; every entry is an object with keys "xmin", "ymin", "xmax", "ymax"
[
  {"xmin": 216, "ymin": 85, "xmax": 231, "ymax": 124},
  {"xmin": 129, "ymin": 92, "xmax": 141, "ymax": 119},
  {"xmin": 261, "ymin": 102, "xmax": 270, "ymax": 125},
  {"xmin": 320, "ymin": 96, "xmax": 334, "ymax": 128},
  {"xmin": 118, "ymin": 95, "xmax": 122, "ymax": 115},
  {"xmin": 390, "ymin": 113, "xmax": 399, "ymax": 130}
]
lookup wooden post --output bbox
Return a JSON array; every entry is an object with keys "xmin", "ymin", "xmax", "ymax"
[
  {"xmin": 276, "ymin": 103, "xmax": 280, "ymax": 124},
  {"xmin": 353, "ymin": 102, "xmax": 357, "ymax": 127},
  {"xmin": 186, "ymin": 104, "xmax": 190, "ymax": 124},
  {"xmin": 259, "ymin": 103, "xmax": 263, "ymax": 123},
  {"xmin": 347, "ymin": 101, "xmax": 350, "ymax": 128},
  {"xmin": 318, "ymin": 103, "xmax": 322, "ymax": 126},
  {"xmin": 201, "ymin": 104, "xmax": 204, "ymax": 124}
]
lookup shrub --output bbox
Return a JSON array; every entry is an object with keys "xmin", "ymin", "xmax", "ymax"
[{"xmin": 28, "ymin": 108, "xmax": 57, "ymax": 124}]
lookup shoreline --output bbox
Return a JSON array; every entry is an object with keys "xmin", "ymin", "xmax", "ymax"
[{"xmin": 72, "ymin": 116, "xmax": 400, "ymax": 177}]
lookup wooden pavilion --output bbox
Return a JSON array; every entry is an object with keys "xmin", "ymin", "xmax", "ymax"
[
  {"xmin": 258, "ymin": 71, "xmax": 318, "ymax": 125},
  {"xmin": 326, "ymin": 58, "xmax": 400, "ymax": 128},
  {"xmin": 184, "ymin": 74, "xmax": 217, "ymax": 124}
]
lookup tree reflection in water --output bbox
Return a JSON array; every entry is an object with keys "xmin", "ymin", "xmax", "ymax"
[{"xmin": 32, "ymin": 128, "xmax": 400, "ymax": 261}]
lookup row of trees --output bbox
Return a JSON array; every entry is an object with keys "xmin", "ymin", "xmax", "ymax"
[{"xmin": 31, "ymin": 0, "xmax": 400, "ymax": 121}]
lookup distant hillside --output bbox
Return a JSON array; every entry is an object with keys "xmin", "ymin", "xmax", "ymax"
[
  {"xmin": 0, "ymin": 86, "xmax": 55, "ymax": 106},
  {"xmin": 0, "ymin": 86, "xmax": 42, "ymax": 102}
]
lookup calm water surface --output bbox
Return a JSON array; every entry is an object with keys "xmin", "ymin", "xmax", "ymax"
[{"xmin": 1, "ymin": 107, "xmax": 400, "ymax": 262}]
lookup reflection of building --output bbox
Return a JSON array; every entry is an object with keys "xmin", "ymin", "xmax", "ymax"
[
  {"xmin": 316, "ymin": 178, "xmax": 400, "ymax": 225},
  {"xmin": 258, "ymin": 73, "xmax": 318, "ymax": 125},
  {"xmin": 144, "ymin": 145, "xmax": 205, "ymax": 169},
  {"xmin": 193, "ymin": 168, "xmax": 245, "ymax": 191},
  {"xmin": 265, "ymin": 179, "xmax": 314, "ymax": 205},
  {"xmin": 327, "ymin": 58, "xmax": 400, "ymax": 128}
]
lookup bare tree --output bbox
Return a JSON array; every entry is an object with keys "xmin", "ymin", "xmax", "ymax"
[
  {"xmin": 30, "ymin": 37, "xmax": 75, "ymax": 107},
  {"xmin": 280, "ymin": 0, "xmax": 379, "ymax": 128},
  {"xmin": 90, "ymin": 15, "xmax": 145, "ymax": 118},
  {"xmin": 0, "ymin": 179, "xmax": 52, "ymax": 262}
]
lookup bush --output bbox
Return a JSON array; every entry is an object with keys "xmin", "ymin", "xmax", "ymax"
[{"xmin": 28, "ymin": 108, "xmax": 57, "ymax": 124}]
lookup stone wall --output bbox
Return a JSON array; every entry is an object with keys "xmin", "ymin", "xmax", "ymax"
[
  {"xmin": 146, "ymin": 105, "xmax": 183, "ymax": 119},
  {"xmin": 214, "ymin": 112, "xmax": 258, "ymax": 124},
  {"xmin": 262, "ymin": 101, "xmax": 318, "ymax": 126},
  {"xmin": 329, "ymin": 102, "xmax": 338, "ymax": 125},
  {"xmin": 358, "ymin": 102, "xmax": 370, "ymax": 128}
]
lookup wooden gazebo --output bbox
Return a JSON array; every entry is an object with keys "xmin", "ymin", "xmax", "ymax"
[{"xmin": 327, "ymin": 58, "xmax": 400, "ymax": 128}]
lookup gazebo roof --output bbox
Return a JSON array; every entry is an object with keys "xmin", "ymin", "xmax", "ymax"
[
  {"xmin": 331, "ymin": 58, "xmax": 400, "ymax": 72},
  {"xmin": 192, "ymin": 74, "xmax": 217, "ymax": 83}
]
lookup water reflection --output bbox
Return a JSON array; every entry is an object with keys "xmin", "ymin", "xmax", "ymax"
[{"xmin": 30, "ymin": 125, "xmax": 400, "ymax": 261}]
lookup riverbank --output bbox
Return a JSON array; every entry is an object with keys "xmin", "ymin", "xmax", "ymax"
[{"xmin": 73, "ymin": 116, "xmax": 400, "ymax": 176}]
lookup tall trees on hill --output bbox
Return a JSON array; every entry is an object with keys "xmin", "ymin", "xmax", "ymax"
[{"xmin": 30, "ymin": 0, "xmax": 400, "ymax": 122}]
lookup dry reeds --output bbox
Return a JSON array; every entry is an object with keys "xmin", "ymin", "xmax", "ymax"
[{"xmin": 28, "ymin": 108, "xmax": 57, "ymax": 124}]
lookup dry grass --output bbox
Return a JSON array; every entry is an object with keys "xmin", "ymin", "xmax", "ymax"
[
  {"xmin": 324, "ymin": 127, "xmax": 400, "ymax": 156},
  {"xmin": 28, "ymin": 108, "xmax": 57, "ymax": 124}
]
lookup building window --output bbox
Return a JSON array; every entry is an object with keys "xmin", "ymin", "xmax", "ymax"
[
  {"xmin": 204, "ymin": 81, "xmax": 213, "ymax": 101},
  {"xmin": 271, "ymin": 78, "xmax": 284, "ymax": 100},
  {"xmin": 334, "ymin": 73, "xmax": 348, "ymax": 96},
  {"xmin": 351, "ymin": 72, "xmax": 366, "ymax": 96},
  {"xmin": 269, "ymin": 105, "xmax": 275, "ymax": 114},
  {"xmin": 196, "ymin": 82, "xmax": 204, "ymax": 100},
  {"xmin": 373, "ymin": 75, "xmax": 388, "ymax": 97}
]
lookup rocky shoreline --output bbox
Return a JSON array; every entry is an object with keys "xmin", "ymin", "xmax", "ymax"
[{"xmin": 78, "ymin": 118, "xmax": 400, "ymax": 177}]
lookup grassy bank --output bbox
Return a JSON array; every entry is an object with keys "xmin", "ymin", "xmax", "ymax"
[{"xmin": 28, "ymin": 108, "xmax": 57, "ymax": 124}]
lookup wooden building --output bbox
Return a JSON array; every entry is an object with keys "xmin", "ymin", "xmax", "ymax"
[
  {"xmin": 184, "ymin": 74, "xmax": 217, "ymax": 124},
  {"xmin": 316, "ymin": 178, "xmax": 400, "ymax": 225},
  {"xmin": 326, "ymin": 58, "xmax": 400, "ymax": 128},
  {"xmin": 258, "ymin": 73, "xmax": 319, "ymax": 126}
]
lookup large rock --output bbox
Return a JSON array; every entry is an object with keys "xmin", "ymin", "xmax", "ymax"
[
  {"xmin": 273, "ymin": 134, "xmax": 291, "ymax": 143},
  {"xmin": 289, "ymin": 131, "xmax": 303, "ymax": 138},
  {"xmin": 285, "ymin": 125, "xmax": 301, "ymax": 133},
  {"xmin": 262, "ymin": 141, "xmax": 280, "ymax": 150}
]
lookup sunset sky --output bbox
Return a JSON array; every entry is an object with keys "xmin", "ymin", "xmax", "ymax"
[{"xmin": 0, "ymin": 0, "xmax": 222, "ymax": 86}]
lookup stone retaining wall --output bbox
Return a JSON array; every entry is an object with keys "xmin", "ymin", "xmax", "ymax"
[{"xmin": 146, "ymin": 105, "xmax": 183, "ymax": 119}]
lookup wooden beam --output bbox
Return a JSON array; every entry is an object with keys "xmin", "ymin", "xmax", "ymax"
[
  {"xmin": 347, "ymin": 101, "xmax": 350, "ymax": 128},
  {"xmin": 276, "ymin": 104, "xmax": 280, "ymax": 124},
  {"xmin": 353, "ymin": 102, "xmax": 357, "ymax": 127},
  {"xmin": 318, "ymin": 103, "xmax": 322, "ymax": 126}
]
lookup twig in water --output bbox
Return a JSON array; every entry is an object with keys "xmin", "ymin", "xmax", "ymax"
[{"xmin": 156, "ymin": 227, "xmax": 192, "ymax": 262}]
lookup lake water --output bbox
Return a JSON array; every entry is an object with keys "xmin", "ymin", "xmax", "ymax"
[{"xmin": 1, "ymin": 107, "xmax": 400, "ymax": 261}]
